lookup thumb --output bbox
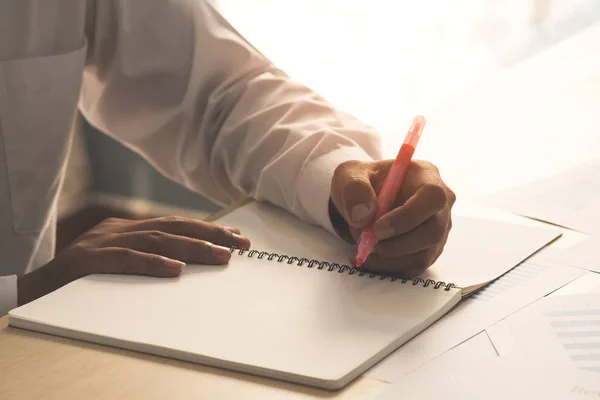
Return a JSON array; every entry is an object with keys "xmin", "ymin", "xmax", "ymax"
[{"xmin": 332, "ymin": 161, "xmax": 377, "ymax": 229}]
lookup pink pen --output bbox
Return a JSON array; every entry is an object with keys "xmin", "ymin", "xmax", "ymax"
[{"xmin": 356, "ymin": 115, "xmax": 426, "ymax": 267}]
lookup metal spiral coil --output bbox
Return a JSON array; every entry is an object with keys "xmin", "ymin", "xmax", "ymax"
[{"xmin": 229, "ymin": 247, "xmax": 456, "ymax": 291}]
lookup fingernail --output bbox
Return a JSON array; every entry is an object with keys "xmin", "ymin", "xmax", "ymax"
[
  {"xmin": 211, "ymin": 244, "xmax": 232, "ymax": 261},
  {"xmin": 164, "ymin": 258, "xmax": 186, "ymax": 271},
  {"xmin": 350, "ymin": 203, "xmax": 372, "ymax": 224},
  {"xmin": 225, "ymin": 226, "xmax": 241, "ymax": 234},
  {"xmin": 374, "ymin": 223, "xmax": 395, "ymax": 240}
]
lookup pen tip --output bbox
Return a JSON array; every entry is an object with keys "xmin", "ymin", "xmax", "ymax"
[{"xmin": 356, "ymin": 257, "xmax": 365, "ymax": 267}]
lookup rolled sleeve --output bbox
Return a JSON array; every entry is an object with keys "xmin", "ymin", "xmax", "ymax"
[{"xmin": 296, "ymin": 145, "xmax": 374, "ymax": 234}]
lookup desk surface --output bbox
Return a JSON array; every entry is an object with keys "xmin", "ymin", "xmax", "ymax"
[{"xmin": 0, "ymin": 316, "xmax": 386, "ymax": 400}]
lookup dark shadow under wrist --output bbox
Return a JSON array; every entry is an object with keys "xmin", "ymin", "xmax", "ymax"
[{"xmin": 328, "ymin": 197, "xmax": 355, "ymax": 244}]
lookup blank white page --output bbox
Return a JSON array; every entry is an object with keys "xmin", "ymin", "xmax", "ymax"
[
  {"xmin": 9, "ymin": 253, "xmax": 460, "ymax": 389},
  {"xmin": 218, "ymin": 203, "xmax": 561, "ymax": 292},
  {"xmin": 9, "ymin": 202, "xmax": 463, "ymax": 390},
  {"xmin": 421, "ymin": 215, "xmax": 561, "ymax": 294}
]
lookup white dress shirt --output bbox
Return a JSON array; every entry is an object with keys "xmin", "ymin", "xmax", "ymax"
[{"xmin": 0, "ymin": 0, "xmax": 381, "ymax": 315}]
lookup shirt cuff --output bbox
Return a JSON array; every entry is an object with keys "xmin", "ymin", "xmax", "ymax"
[
  {"xmin": 296, "ymin": 145, "xmax": 374, "ymax": 236},
  {"xmin": 0, "ymin": 275, "xmax": 18, "ymax": 317}
]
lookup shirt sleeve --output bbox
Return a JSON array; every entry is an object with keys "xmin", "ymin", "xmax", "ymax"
[
  {"xmin": 80, "ymin": 0, "xmax": 382, "ymax": 233},
  {"xmin": 0, "ymin": 276, "xmax": 17, "ymax": 316},
  {"xmin": 0, "ymin": 1, "xmax": 88, "ymax": 312}
]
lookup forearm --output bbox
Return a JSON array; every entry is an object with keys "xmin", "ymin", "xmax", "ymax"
[{"xmin": 209, "ymin": 67, "xmax": 381, "ymax": 231}]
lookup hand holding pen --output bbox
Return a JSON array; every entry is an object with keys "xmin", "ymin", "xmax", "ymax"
[{"xmin": 329, "ymin": 116, "xmax": 456, "ymax": 276}]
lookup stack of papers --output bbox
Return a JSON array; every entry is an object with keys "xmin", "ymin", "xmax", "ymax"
[
  {"xmin": 480, "ymin": 156, "xmax": 600, "ymax": 276},
  {"xmin": 374, "ymin": 335, "xmax": 600, "ymax": 400},
  {"xmin": 550, "ymin": 272, "xmax": 600, "ymax": 297},
  {"xmin": 486, "ymin": 293, "xmax": 600, "ymax": 374},
  {"xmin": 364, "ymin": 255, "xmax": 584, "ymax": 382},
  {"xmin": 480, "ymin": 158, "xmax": 600, "ymax": 234},
  {"xmin": 543, "ymin": 237, "xmax": 600, "ymax": 273}
]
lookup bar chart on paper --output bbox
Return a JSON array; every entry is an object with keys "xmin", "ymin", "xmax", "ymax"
[
  {"xmin": 544, "ymin": 303, "xmax": 600, "ymax": 373},
  {"xmin": 486, "ymin": 293, "xmax": 600, "ymax": 375},
  {"xmin": 467, "ymin": 261, "xmax": 550, "ymax": 302}
]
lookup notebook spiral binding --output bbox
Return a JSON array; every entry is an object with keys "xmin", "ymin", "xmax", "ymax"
[{"xmin": 229, "ymin": 247, "xmax": 456, "ymax": 291}]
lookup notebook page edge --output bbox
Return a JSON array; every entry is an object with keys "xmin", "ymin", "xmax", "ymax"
[
  {"xmin": 360, "ymin": 286, "xmax": 463, "ymax": 376},
  {"xmin": 7, "ymin": 312, "xmax": 351, "ymax": 390}
]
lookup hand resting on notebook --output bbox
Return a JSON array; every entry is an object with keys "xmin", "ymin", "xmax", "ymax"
[
  {"xmin": 16, "ymin": 217, "xmax": 251, "ymax": 306},
  {"xmin": 329, "ymin": 159, "xmax": 455, "ymax": 276}
]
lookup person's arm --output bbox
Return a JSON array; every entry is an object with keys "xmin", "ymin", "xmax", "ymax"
[{"xmin": 80, "ymin": 0, "xmax": 381, "ymax": 234}]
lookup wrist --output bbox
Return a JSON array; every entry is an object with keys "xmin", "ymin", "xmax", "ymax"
[
  {"xmin": 17, "ymin": 259, "xmax": 72, "ymax": 306},
  {"xmin": 328, "ymin": 197, "xmax": 354, "ymax": 244}
]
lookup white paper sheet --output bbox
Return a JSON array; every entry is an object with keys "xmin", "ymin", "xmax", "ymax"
[
  {"xmin": 364, "ymin": 256, "xmax": 584, "ymax": 382},
  {"xmin": 486, "ymin": 294, "xmax": 600, "ymax": 376},
  {"xmin": 485, "ymin": 319, "xmax": 516, "ymax": 356},
  {"xmin": 550, "ymin": 271, "xmax": 600, "ymax": 297},
  {"xmin": 480, "ymin": 158, "xmax": 600, "ymax": 234},
  {"xmin": 543, "ymin": 237, "xmax": 600, "ymax": 273},
  {"xmin": 374, "ymin": 338, "xmax": 600, "ymax": 400},
  {"xmin": 487, "ymin": 272, "xmax": 600, "ymax": 357},
  {"xmin": 388, "ymin": 329, "xmax": 499, "ymax": 373}
]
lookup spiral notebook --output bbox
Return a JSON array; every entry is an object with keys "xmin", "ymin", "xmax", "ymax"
[{"xmin": 8, "ymin": 202, "xmax": 560, "ymax": 390}]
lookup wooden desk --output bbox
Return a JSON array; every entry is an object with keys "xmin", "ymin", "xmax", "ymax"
[{"xmin": 0, "ymin": 317, "xmax": 386, "ymax": 400}]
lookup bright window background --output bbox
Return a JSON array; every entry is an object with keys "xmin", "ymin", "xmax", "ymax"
[
  {"xmin": 215, "ymin": 0, "xmax": 600, "ymax": 157},
  {"xmin": 62, "ymin": 1, "xmax": 600, "ymax": 217}
]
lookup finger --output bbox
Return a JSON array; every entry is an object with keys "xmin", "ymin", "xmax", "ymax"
[
  {"xmin": 349, "ymin": 246, "xmax": 436, "ymax": 277},
  {"xmin": 101, "ymin": 218, "xmax": 243, "ymax": 237},
  {"xmin": 91, "ymin": 247, "xmax": 185, "ymax": 277},
  {"xmin": 428, "ymin": 218, "xmax": 452, "ymax": 266},
  {"xmin": 130, "ymin": 217, "xmax": 250, "ymax": 249},
  {"xmin": 102, "ymin": 231, "xmax": 233, "ymax": 265},
  {"xmin": 331, "ymin": 161, "xmax": 377, "ymax": 228},
  {"xmin": 431, "ymin": 244, "xmax": 445, "ymax": 266},
  {"xmin": 375, "ymin": 212, "xmax": 449, "ymax": 258},
  {"xmin": 373, "ymin": 183, "xmax": 448, "ymax": 240}
]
